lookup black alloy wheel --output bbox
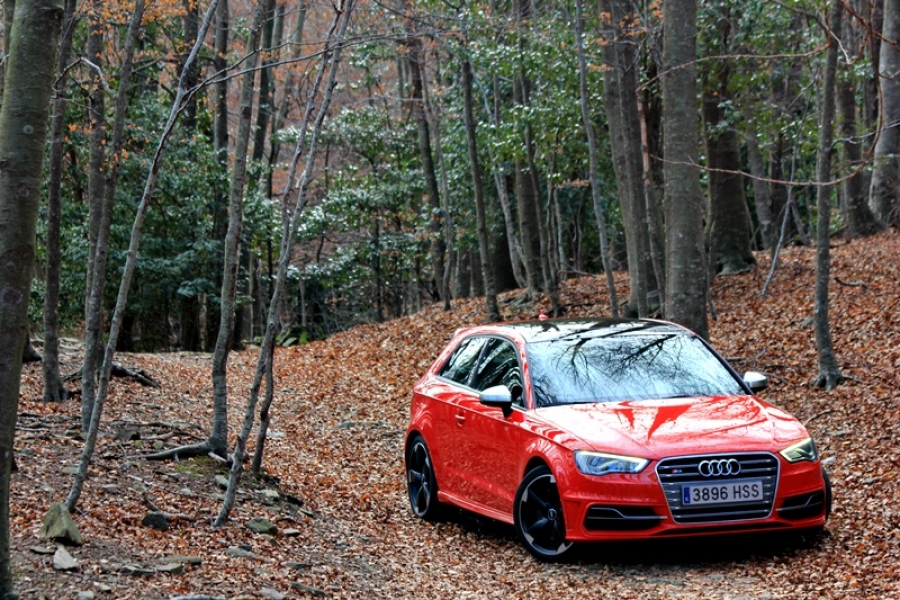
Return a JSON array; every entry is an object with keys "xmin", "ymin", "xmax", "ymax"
[
  {"xmin": 406, "ymin": 435, "xmax": 442, "ymax": 520},
  {"xmin": 514, "ymin": 465, "xmax": 574, "ymax": 561}
]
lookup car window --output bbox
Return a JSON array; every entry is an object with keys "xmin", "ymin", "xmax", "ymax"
[
  {"xmin": 527, "ymin": 332, "xmax": 744, "ymax": 407},
  {"xmin": 438, "ymin": 336, "xmax": 487, "ymax": 386},
  {"xmin": 470, "ymin": 338, "xmax": 525, "ymax": 406}
]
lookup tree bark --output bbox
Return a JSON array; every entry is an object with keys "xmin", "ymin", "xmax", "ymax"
[
  {"xmin": 0, "ymin": 3, "xmax": 64, "ymax": 596},
  {"xmin": 407, "ymin": 33, "xmax": 448, "ymax": 309},
  {"xmin": 813, "ymin": 0, "xmax": 845, "ymax": 390},
  {"xmin": 81, "ymin": 0, "xmax": 106, "ymax": 429},
  {"xmin": 662, "ymin": 0, "xmax": 708, "ymax": 339},
  {"xmin": 208, "ymin": 0, "xmax": 269, "ymax": 458},
  {"xmin": 461, "ymin": 3, "xmax": 500, "ymax": 323},
  {"xmin": 600, "ymin": 0, "xmax": 652, "ymax": 317},
  {"xmin": 702, "ymin": 63, "xmax": 755, "ymax": 275},
  {"xmin": 868, "ymin": 0, "xmax": 900, "ymax": 225},
  {"xmin": 837, "ymin": 76, "xmax": 882, "ymax": 238},
  {"xmin": 576, "ymin": 0, "xmax": 618, "ymax": 317},
  {"xmin": 42, "ymin": 0, "xmax": 77, "ymax": 403}
]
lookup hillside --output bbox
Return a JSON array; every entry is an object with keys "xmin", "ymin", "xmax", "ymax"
[{"xmin": 12, "ymin": 230, "xmax": 900, "ymax": 599}]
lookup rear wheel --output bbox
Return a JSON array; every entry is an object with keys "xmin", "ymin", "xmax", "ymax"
[
  {"xmin": 514, "ymin": 465, "xmax": 574, "ymax": 561},
  {"xmin": 406, "ymin": 435, "xmax": 442, "ymax": 520}
]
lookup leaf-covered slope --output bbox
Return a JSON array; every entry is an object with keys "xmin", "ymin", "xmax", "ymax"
[{"xmin": 13, "ymin": 230, "xmax": 900, "ymax": 598}]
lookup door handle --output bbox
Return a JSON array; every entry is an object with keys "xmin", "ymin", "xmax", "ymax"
[{"xmin": 455, "ymin": 413, "xmax": 466, "ymax": 425}]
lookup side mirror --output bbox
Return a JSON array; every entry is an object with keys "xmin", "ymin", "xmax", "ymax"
[
  {"xmin": 480, "ymin": 385, "xmax": 513, "ymax": 415},
  {"xmin": 743, "ymin": 371, "xmax": 768, "ymax": 392}
]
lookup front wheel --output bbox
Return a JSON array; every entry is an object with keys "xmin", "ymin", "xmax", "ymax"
[
  {"xmin": 514, "ymin": 465, "xmax": 574, "ymax": 561},
  {"xmin": 406, "ymin": 435, "xmax": 442, "ymax": 520}
]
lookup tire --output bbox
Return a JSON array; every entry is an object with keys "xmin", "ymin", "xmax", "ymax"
[
  {"xmin": 513, "ymin": 465, "xmax": 574, "ymax": 561},
  {"xmin": 406, "ymin": 435, "xmax": 442, "ymax": 521},
  {"xmin": 822, "ymin": 469, "xmax": 832, "ymax": 521}
]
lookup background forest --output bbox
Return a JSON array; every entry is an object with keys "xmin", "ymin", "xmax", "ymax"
[{"xmin": 9, "ymin": 0, "xmax": 899, "ymax": 363}]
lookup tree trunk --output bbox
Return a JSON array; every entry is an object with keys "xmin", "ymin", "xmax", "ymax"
[
  {"xmin": 702, "ymin": 63, "xmax": 755, "ymax": 275},
  {"xmin": 209, "ymin": 0, "xmax": 269, "ymax": 457},
  {"xmin": 868, "ymin": 0, "xmax": 900, "ymax": 225},
  {"xmin": 600, "ymin": 0, "xmax": 651, "ymax": 317},
  {"xmin": 407, "ymin": 34, "xmax": 448, "ymax": 309},
  {"xmin": 461, "ymin": 7, "xmax": 500, "ymax": 323},
  {"xmin": 576, "ymin": 0, "xmax": 618, "ymax": 317},
  {"xmin": 42, "ymin": 0, "xmax": 77, "ymax": 403},
  {"xmin": 813, "ymin": 0, "xmax": 845, "ymax": 390},
  {"xmin": 513, "ymin": 0, "xmax": 543, "ymax": 299},
  {"xmin": 0, "ymin": 2, "xmax": 64, "ymax": 596},
  {"xmin": 837, "ymin": 76, "xmax": 882, "ymax": 238},
  {"xmin": 745, "ymin": 133, "xmax": 775, "ymax": 250},
  {"xmin": 81, "ymin": 0, "xmax": 106, "ymax": 429},
  {"xmin": 662, "ymin": 0, "xmax": 708, "ymax": 339}
]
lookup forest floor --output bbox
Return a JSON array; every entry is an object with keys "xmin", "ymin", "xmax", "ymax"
[{"xmin": 12, "ymin": 230, "xmax": 900, "ymax": 599}]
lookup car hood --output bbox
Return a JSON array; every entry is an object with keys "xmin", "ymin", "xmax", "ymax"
[{"xmin": 534, "ymin": 395, "xmax": 807, "ymax": 458}]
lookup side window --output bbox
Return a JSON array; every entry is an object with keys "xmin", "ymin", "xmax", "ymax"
[
  {"xmin": 470, "ymin": 338, "xmax": 524, "ymax": 406},
  {"xmin": 438, "ymin": 337, "xmax": 487, "ymax": 386}
]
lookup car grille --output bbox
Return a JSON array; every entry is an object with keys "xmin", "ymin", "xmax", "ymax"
[{"xmin": 656, "ymin": 453, "xmax": 779, "ymax": 524}]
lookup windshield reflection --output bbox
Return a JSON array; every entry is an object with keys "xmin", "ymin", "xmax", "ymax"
[{"xmin": 527, "ymin": 333, "xmax": 744, "ymax": 407}]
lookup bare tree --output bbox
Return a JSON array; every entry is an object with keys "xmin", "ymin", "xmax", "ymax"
[
  {"xmin": 0, "ymin": 2, "xmax": 64, "ymax": 595},
  {"xmin": 148, "ymin": 0, "xmax": 269, "ymax": 463},
  {"xmin": 218, "ymin": 0, "xmax": 353, "ymax": 523},
  {"xmin": 65, "ymin": 0, "xmax": 220, "ymax": 511},
  {"xmin": 42, "ymin": 0, "xmax": 78, "ymax": 403},
  {"xmin": 813, "ymin": 0, "xmax": 846, "ymax": 390}
]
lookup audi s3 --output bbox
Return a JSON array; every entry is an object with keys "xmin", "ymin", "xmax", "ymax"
[{"xmin": 405, "ymin": 318, "xmax": 832, "ymax": 560}]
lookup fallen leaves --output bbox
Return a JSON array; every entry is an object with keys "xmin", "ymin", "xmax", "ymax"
[{"xmin": 10, "ymin": 230, "xmax": 900, "ymax": 598}]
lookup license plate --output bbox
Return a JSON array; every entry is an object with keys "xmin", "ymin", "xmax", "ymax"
[{"xmin": 682, "ymin": 479, "xmax": 763, "ymax": 506}]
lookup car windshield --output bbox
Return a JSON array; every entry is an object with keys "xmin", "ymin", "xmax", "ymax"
[{"xmin": 527, "ymin": 331, "xmax": 745, "ymax": 407}]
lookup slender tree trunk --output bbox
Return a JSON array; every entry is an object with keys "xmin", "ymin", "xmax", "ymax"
[
  {"xmin": 0, "ymin": 2, "xmax": 64, "ymax": 596},
  {"xmin": 837, "ymin": 75, "xmax": 882, "ymax": 238},
  {"xmin": 479, "ymin": 73, "xmax": 526, "ymax": 288},
  {"xmin": 461, "ymin": 4, "xmax": 500, "ymax": 322},
  {"xmin": 513, "ymin": 0, "xmax": 542, "ymax": 299},
  {"xmin": 208, "ymin": 0, "xmax": 229, "ymax": 353},
  {"xmin": 269, "ymin": 0, "xmax": 306, "ymax": 192},
  {"xmin": 662, "ymin": 0, "xmax": 708, "ymax": 339},
  {"xmin": 407, "ymin": 33, "xmax": 448, "ymax": 309},
  {"xmin": 869, "ymin": 0, "xmax": 900, "ymax": 225},
  {"xmin": 746, "ymin": 134, "xmax": 775, "ymax": 250},
  {"xmin": 576, "ymin": 0, "xmax": 618, "ymax": 317},
  {"xmin": 814, "ymin": 0, "xmax": 845, "ymax": 390},
  {"xmin": 42, "ymin": 0, "xmax": 77, "ymax": 403},
  {"xmin": 209, "ymin": 0, "xmax": 269, "ymax": 457},
  {"xmin": 252, "ymin": 0, "xmax": 340, "ymax": 475},
  {"xmin": 81, "ymin": 0, "xmax": 106, "ymax": 429},
  {"xmin": 600, "ymin": 0, "xmax": 651, "ymax": 317}
]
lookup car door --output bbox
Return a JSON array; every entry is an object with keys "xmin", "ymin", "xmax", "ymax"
[
  {"xmin": 453, "ymin": 337, "xmax": 525, "ymax": 515},
  {"xmin": 428, "ymin": 336, "xmax": 488, "ymax": 496}
]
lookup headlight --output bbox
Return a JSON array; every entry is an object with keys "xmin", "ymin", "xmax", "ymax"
[
  {"xmin": 780, "ymin": 437, "xmax": 819, "ymax": 463},
  {"xmin": 574, "ymin": 451, "xmax": 649, "ymax": 476}
]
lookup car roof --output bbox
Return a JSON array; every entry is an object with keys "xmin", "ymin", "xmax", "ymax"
[{"xmin": 464, "ymin": 318, "xmax": 690, "ymax": 344}]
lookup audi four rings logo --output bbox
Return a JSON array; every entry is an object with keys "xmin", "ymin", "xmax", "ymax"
[{"xmin": 698, "ymin": 458, "xmax": 741, "ymax": 477}]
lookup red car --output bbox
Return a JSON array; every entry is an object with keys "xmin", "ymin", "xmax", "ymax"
[{"xmin": 405, "ymin": 318, "xmax": 831, "ymax": 560}]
